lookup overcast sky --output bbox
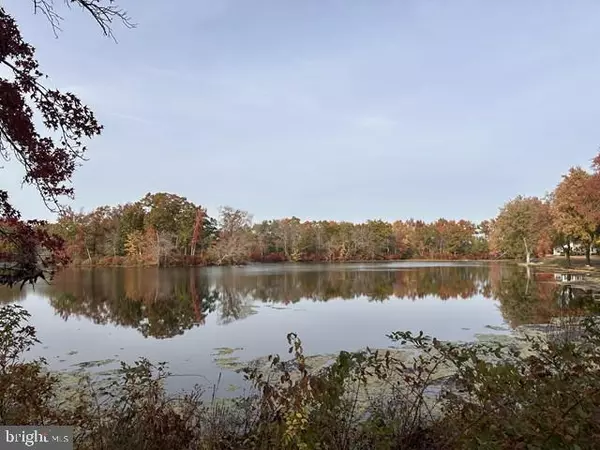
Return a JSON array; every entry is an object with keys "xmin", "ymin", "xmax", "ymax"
[{"xmin": 4, "ymin": 0, "xmax": 600, "ymax": 224}]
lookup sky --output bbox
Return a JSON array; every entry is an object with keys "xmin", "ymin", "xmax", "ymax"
[{"xmin": 3, "ymin": 0, "xmax": 600, "ymax": 225}]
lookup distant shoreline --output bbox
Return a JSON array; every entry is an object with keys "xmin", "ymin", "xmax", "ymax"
[{"xmin": 60, "ymin": 257, "xmax": 512, "ymax": 270}]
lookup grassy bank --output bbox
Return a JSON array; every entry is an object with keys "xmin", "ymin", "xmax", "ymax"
[
  {"xmin": 539, "ymin": 255, "xmax": 600, "ymax": 271},
  {"xmin": 2, "ymin": 304, "xmax": 600, "ymax": 449},
  {"xmin": 537, "ymin": 256, "xmax": 600, "ymax": 289}
]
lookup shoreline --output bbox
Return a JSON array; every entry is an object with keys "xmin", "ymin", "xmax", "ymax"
[{"xmin": 61, "ymin": 257, "xmax": 510, "ymax": 270}]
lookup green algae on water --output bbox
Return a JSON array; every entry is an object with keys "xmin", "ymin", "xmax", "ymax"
[{"xmin": 212, "ymin": 347, "xmax": 244, "ymax": 356}]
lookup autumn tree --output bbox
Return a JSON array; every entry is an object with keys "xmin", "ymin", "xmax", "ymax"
[
  {"xmin": 364, "ymin": 220, "xmax": 395, "ymax": 259},
  {"xmin": 591, "ymin": 153, "xmax": 600, "ymax": 251},
  {"xmin": 124, "ymin": 230, "xmax": 145, "ymax": 260},
  {"xmin": 275, "ymin": 217, "xmax": 303, "ymax": 261},
  {"xmin": 324, "ymin": 221, "xmax": 355, "ymax": 261},
  {"xmin": 392, "ymin": 220, "xmax": 414, "ymax": 259},
  {"xmin": 471, "ymin": 221, "xmax": 491, "ymax": 256},
  {"xmin": 51, "ymin": 207, "xmax": 85, "ymax": 261},
  {"xmin": 446, "ymin": 220, "xmax": 477, "ymax": 256},
  {"xmin": 297, "ymin": 221, "xmax": 318, "ymax": 261},
  {"xmin": 141, "ymin": 193, "xmax": 199, "ymax": 261},
  {"xmin": 0, "ymin": 1, "xmax": 130, "ymax": 287},
  {"xmin": 490, "ymin": 196, "xmax": 552, "ymax": 264},
  {"xmin": 551, "ymin": 168, "xmax": 588, "ymax": 265},
  {"xmin": 209, "ymin": 206, "xmax": 253, "ymax": 265},
  {"xmin": 478, "ymin": 220, "xmax": 492, "ymax": 240},
  {"xmin": 118, "ymin": 202, "xmax": 145, "ymax": 251},
  {"xmin": 141, "ymin": 193, "xmax": 184, "ymax": 235},
  {"xmin": 251, "ymin": 220, "xmax": 275, "ymax": 261},
  {"xmin": 189, "ymin": 207, "xmax": 217, "ymax": 257}
]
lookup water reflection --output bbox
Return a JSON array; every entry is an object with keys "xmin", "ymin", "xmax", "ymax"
[
  {"xmin": 0, "ymin": 285, "xmax": 28, "ymax": 303},
  {"xmin": 2, "ymin": 263, "xmax": 599, "ymax": 339},
  {"xmin": 493, "ymin": 269, "xmax": 600, "ymax": 328}
]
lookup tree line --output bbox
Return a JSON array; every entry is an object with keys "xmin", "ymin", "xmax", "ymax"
[
  {"xmin": 42, "ymin": 192, "xmax": 491, "ymax": 266},
  {"xmin": 9, "ymin": 151, "xmax": 591, "ymax": 268}
]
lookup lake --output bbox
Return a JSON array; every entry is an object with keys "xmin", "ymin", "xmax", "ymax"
[{"xmin": 1, "ymin": 261, "xmax": 597, "ymax": 396}]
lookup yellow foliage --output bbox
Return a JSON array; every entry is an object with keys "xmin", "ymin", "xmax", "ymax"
[
  {"xmin": 124, "ymin": 230, "xmax": 145, "ymax": 259},
  {"xmin": 283, "ymin": 406, "xmax": 310, "ymax": 449}
]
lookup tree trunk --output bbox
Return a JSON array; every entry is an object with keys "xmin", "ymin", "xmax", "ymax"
[
  {"xmin": 156, "ymin": 231, "xmax": 161, "ymax": 266},
  {"xmin": 586, "ymin": 243, "xmax": 592, "ymax": 266},
  {"xmin": 190, "ymin": 209, "xmax": 204, "ymax": 257},
  {"xmin": 523, "ymin": 238, "xmax": 531, "ymax": 265},
  {"xmin": 565, "ymin": 244, "xmax": 571, "ymax": 267}
]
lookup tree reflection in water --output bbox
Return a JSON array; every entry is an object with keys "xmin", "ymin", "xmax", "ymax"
[
  {"xmin": 0, "ymin": 286, "xmax": 27, "ymax": 304},
  {"xmin": 1, "ymin": 264, "xmax": 598, "ymax": 338},
  {"xmin": 492, "ymin": 266, "xmax": 600, "ymax": 328}
]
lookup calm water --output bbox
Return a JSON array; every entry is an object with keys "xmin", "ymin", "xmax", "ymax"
[{"xmin": 1, "ymin": 261, "xmax": 597, "ymax": 395}]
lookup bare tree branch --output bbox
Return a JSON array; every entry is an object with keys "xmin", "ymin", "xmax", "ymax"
[{"xmin": 32, "ymin": 0, "xmax": 135, "ymax": 40}]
